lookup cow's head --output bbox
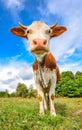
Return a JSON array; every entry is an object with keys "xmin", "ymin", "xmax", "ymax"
[{"xmin": 10, "ymin": 21, "xmax": 67, "ymax": 58}]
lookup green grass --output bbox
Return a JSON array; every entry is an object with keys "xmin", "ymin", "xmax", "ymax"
[{"xmin": 0, "ymin": 98, "xmax": 82, "ymax": 130}]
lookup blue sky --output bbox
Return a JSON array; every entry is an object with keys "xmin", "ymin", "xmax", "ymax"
[{"xmin": 0, "ymin": 0, "xmax": 82, "ymax": 92}]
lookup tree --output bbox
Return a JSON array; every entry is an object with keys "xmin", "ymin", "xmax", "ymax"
[
  {"xmin": 56, "ymin": 71, "xmax": 82, "ymax": 97},
  {"xmin": 0, "ymin": 90, "xmax": 9, "ymax": 98},
  {"xmin": 28, "ymin": 85, "xmax": 37, "ymax": 98},
  {"xmin": 16, "ymin": 83, "xmax": 28, "ymax": 98},
  {"xmin": 10, "ymin": 92, "xmax": 16, "ymax": 97},
  {"xmin": 75, "ymin": 71, "xmax": 82, "ymax": 77},
  {"xmin": 74, "ymin": 71, "xmax": 82, "ymax": 97},
  {"xmin": 61, "ymin": 71, "xmax": 74, "ymax": 80}
]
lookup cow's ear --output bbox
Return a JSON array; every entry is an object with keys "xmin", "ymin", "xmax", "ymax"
[
  {"xmin": 10, "ymin": 27, "xmax": 26, "ymax": 38},
  {"xmin": 50, "ymin": 26, "xmax": 67, "ymax": 38}
]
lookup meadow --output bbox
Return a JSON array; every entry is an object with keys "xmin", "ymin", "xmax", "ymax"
[{"xmin": 0, "ymin": 97, "xmax": 82, "ymax": 130}]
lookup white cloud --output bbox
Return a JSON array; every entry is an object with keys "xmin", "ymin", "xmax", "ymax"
[
  {"xmin": 46, "ymin": 0, "xmax": 82, "ymax": 17},
  {"xmin": 0, "ymin": 59, "xmax": 81, "ymax": 93},
  {"xmin": 0, "ymin": 61, "xmax": 35, "ymax": 93},
  {"xmin": 18, "ymin": 63, "xmax": 33, "ymax": 80},
  {"xmin": 59, "ymin": 62, "xmax": 82, "ymax": 74},
  {"xmin": 1, "ymin": 0, "xmax": 25, "ymax": 20}
]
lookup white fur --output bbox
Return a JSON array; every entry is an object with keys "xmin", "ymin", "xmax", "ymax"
[{"xmin": 26, "ymin": 22, "xmax": 50, "ymax": 52}]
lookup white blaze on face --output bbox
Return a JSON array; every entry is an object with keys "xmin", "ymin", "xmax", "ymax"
[{"xmin": 26, "ymin": 21, "xmax": 51, "ymax": 53}]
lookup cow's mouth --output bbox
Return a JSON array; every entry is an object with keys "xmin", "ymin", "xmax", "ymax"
[{"xmin": 31, "ymin": 48, "xmax": 49, "ymax": 55}]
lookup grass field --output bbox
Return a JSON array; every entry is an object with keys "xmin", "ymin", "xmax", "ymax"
[{"xmin": 0, "ymin": 97, "xmax": 82, "ymax": 130}]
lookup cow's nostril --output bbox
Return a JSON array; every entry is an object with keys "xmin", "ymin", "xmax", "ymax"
[
  {"xmin": 33, "ymin": 40, "xmax": 37, "ymax": 45},
  {"xmin": 43, "ymin": 40, "xmax": 47, "ymax": 45}
]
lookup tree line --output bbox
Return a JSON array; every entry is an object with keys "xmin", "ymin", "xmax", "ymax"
[
  {"xmin": 56, "ymin": 71, "xmax": 82, "ymax": 97},
  {"xmin": 0, "ymin": 71, "xmax": 82, "ymax": 98},
  {"xmin": 0, "ymin": 84, "xmax": 37, "ymax": 98}
]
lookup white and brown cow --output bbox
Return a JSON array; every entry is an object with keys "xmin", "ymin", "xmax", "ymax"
[{"xmin": 10, "ymin": 21, "xmax": 67, "ymax": 116}]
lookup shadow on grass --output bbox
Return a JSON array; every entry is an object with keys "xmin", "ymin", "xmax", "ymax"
[{"xmin": 55, "ymin": 102, "xmax": 67, "ymax": 116}]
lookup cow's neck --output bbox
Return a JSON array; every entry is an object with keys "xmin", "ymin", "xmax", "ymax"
[
  {"xmin": 35, "ymin": 53, "xmax": 51, "ymax": 89},
  {"xmin": 35, "ymin": 53, "xmax": 47, "ymax": 64}
]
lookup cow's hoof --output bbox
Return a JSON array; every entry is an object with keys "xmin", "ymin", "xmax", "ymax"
[
  {"xmin": 51, "ymin": 111, "xmax": 56, "ymax": 117},
  {"xmin": 50, "ymin": 108, "xmax": 56, "ymax": 116},
  {"xmin": 51, "ymin": 113, "xmax": 56, "ymax": 117}
]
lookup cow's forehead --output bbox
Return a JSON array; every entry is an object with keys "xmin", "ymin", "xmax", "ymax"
[{"xmin": 28, "ymin": 21, "xmax": 50, "ymax": 30}]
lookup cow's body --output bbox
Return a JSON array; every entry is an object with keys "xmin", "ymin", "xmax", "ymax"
[
  {"xmin": 33, "ymin": 52, "xmax": 60, "ymax": 116},
  {"xmin": 10, "ymin": 21, "xmax": 67, "ymax": 116}
]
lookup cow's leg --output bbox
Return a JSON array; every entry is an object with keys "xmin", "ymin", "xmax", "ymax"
[
  {"xmin": 34, "ymin": 71, "xmax": 45, "ymax": 114},
  {"xmin": 37, "ymin": 85, "xmax": 45, "ymax": 115},
  {"xmin": 44, "ymin": 94, "xmax": 48, "ymax": 111},
  {"xmin": 49, "ymin": 83, "xmax": 56, "ymax": 116}
]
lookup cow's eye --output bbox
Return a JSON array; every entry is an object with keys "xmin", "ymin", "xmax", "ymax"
[
  {"xmin": 45, "ymin": 29, "xmax": 51, "ymax": 34},
  {"xmin": 27, "ymin": 30, "xmax": 33, "ymax": 34}
]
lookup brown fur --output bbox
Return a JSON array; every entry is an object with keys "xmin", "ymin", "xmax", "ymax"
[
  {"xmin": 43, "ymin": 53, "xmax": 56, "ymax": 70},
  {"xmin": 50, "ymin": 26, "xmax": 67, "ymax": 37},
  {"xmin": 51, "ymin": 94, "xmax": 55, "ymax": 100},
  {"xmin": 38, "ymin": 95, "xmax": 42, "ymax": 101},
  {"xmin": 56, "ymin": 66, "xmax": 60, "ymax": 83},
  {"xmin": 32, "ymin": 60, "xmax": 38, "ymax": 71}
]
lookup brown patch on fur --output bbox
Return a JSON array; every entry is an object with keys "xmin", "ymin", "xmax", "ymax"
[
  {"xmin": 51, "ymin": 94, "xmax": 55, "ymax": 100},
  {"xmin": 38, "ymin": 95, "xmax": 42, "ymax": 101},
  {"xmin": 50, "ymin": 26, "xmax": 67, "ymax": 37},
  {"xmin": 32, "ymin": 60, "xmax": 38, "ymax": 71},
  {"xmin": 43, "ymin": 53, "xmax": 56, "ymax": 70},
  {"xmin": 32, "ymin": 53, "xmax": 56, "ymax": 71},
  {"xmin": 56, "ymin": 65, "xmax": 60, "ymax": 83}
]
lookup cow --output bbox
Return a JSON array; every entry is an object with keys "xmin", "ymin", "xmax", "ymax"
[{"xmin": 10, "ymin": 21, "xmax": 67, "ymax": 116}]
